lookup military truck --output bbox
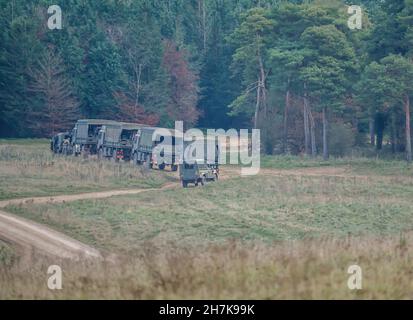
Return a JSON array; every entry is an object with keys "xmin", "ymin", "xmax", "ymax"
[
  {"xmin": 51, "ymin": 132, "xmax": 72, "ymax": 155},
  {"xmin": 179, "ymin": 160, "xmax": 219, "ymax": 188},
  {"xmin": 72, "ymin": 119, "xmax": 118, "ymax": 156},
  {"xmin": 131, "ymin": 127, "xmax": 182, "ymax": 171},
  {"xmin": 97, "ymin": 122, "xmax": 142, "ymax": 161}
]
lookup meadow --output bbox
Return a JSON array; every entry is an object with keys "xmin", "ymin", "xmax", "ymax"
[
  {"xmin": 0, "ymin": 139, "xmax": 177, "ymax": 200},
  {"xmin": 5, "ymin": 173, "xmax": 413, "ymax": 253},
  {"xmin": 1, "ymin": 139, "xmax": 413, "ymax": 299}
]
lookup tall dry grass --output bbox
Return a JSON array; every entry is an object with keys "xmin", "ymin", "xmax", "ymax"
[
  {"xmin": 0, "ymin": 144, "xmax": 176, "ymax": 200},
  {"xmin": 1, "ymin": 234, "xmax": 412, "ymax": 299}
]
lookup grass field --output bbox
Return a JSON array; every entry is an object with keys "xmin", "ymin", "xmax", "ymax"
[
  {"xmin": 6, "ymin": 173, "xmax": 413, "ymax": 253},
  {"xmin": 0, "ymin": 139, "xmax": 177, "ymax": 200},
  {"xmin": 1, "ymin": 139, "xmax": 413, "ymax": 299},
  {"xmin": 260, "ymin": 154, "xmax": 413, "ymax": 176}
]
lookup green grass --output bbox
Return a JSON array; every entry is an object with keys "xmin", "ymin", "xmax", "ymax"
[
  {"xmin": 0, "ymin": 140, "xmax": 177, "ymax": 200},
  {"xmin": 2, "ymin": 139, "xmax": 413, "ymax": 299},
  {"xmin": 0, "ymin": 138, "xmax": 50, "ymax": 146},
  {"xmin": 260, "ymin": 154, "xmax": 413, "ymax": 176},
  {"xmin": 7, "ymin": 173, "xmax": 413, "ymax": 253}
]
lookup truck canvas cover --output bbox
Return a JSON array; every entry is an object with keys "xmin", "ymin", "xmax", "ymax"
[{"xmin": 75, "ymin": 119, "xmax": 118, "ymax": 145}]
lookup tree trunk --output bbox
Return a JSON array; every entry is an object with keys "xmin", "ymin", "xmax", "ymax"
[
  {"xmin": 202, "ymin": 0, "xmax": 207, "ymax": 52},
  {"xmin": 375, "ymin": 113, "xmax": 384, "ymax": 151},
  {"xmin": 258, "ymin": 48, "xmax": 267, "ymax": 116},
  {"xmin": 283, "ymin": 86, "xmax": 290, "ymax": 154},
  {"xmin": 134, "ymin": 63, "xmax": 142, "ymax": 109},
  {"xmin": 391, "ymin": 111, "xmax": 396, "ymax": 154},
  {"xmin": 254, "ymin": 76, "xmax": 261, "ymax": 129},
  {"xmin": 303, "ymin": 93, "xmax": 310, "ymax": 155},
  {"xmin": 322, "ymin": 107, "xmax": 329, "ymax": 160},
  {"xmin": 308, "ymin": 106, "xmax": 317, "ymax": 157},
  {"xmin": 254, "ymin": 37, "xmax": 267, "ymax": 129},
  {"xmin": 405, "ymin": 94, "xmax": 412, "ymax": 163},
  {"xmin": 369, "ymin": 115, "xmax": 375, "ymax": 146},
  {"xmin": 198, "ymin": 0, "xmax": 207, "ymax": 52}
]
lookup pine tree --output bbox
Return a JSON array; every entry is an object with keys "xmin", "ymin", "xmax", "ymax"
[{"xmin": 27, "ymin": 47, "xmax": 80, "ymax": 136}]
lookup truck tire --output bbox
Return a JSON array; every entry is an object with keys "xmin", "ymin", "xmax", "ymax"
[
  {"xmin": 133, "ymin": 153, "xmax": 140, "ymax": 166},
  {"xmin": 144, "ymin": 154, "xmax": 152, "ymax": 169},
  {"xmin": 112, "ymin": 151, "xmax": 119, "ymax": 163},
  {"xmin": 159, "ymin": 163, "xmax": 165, "ymax": 171},
  {"xmin": 171, "ymin": 165, "xmax": 178, "ymax": 172},
  {"xmin": 81, "ymin": 146, "xmax": 88, "ymax": 159}
]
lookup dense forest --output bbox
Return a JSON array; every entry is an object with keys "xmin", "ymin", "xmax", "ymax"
[{"xmin": 1, "ymin": 0, "xmax": 413, "ymax": 161}]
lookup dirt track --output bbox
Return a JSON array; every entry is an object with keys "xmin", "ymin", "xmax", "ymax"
[
  {"xmin": 0, "ymin": 183, "xmax": 178, "ymax": 261},
  {"xmin": 0, "ymin": 166, "xmax": 356, "ymax": 261},
  {"xmin": 0, "ymin": 182, "xmax": 177, "ymax": 209},
  {"xmin": 0, "ymin": 209, "xmax": 102, "ymax": 260}
]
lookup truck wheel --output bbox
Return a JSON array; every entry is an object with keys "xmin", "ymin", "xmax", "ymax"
[
  {"xmin": 171, "ymin": 165, "xmax": 178, "ymax": 172},
  {"xmin": 159, "ymin": 163, "xmax": 165, "ymax": 171},
  {"xmin": 73, "ymin": 145, "xmax": 80, "ymax": 157},
  {"xmin": 81, "ymin": 147, "xmax": 88, "ymax": 159},
  {"xmin": 133, "ymin": 153, "xmax": 139, "ymax": 166},
  {"xmin": 144, "ymin": 155, "xmax": 152, "ymax": 169}
]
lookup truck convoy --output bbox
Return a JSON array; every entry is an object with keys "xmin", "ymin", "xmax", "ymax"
[
  {"xmin": 51, "ymin": 119, "xmax": 220, "ymax": 187},
  {"xmin": 53, "ymin": 120, "xmax": 184, "ymax": 170}
]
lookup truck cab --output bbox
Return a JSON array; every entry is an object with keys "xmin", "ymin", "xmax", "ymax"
[{"xmin": 51, "ymin": 132, "xmax": 71, "ymax": 154}]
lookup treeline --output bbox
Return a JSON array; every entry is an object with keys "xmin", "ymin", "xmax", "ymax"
[{"xmin": 1, "ymin": 0, "xmax": 413, "ymax": 161}]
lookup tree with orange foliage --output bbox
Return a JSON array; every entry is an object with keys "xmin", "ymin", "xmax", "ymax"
[{"xmin": 162, "ymin": 40, "xmax": 200, "ymax": 128}]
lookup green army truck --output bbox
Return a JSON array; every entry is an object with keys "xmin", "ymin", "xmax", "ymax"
[
  {"xmin": 179, "ymin": 138, "xmax": 220, "ymax": 188},
  {"xmin": 179, "ymin": 161, "xmax": 219, "ymax": 188},
  {"xmin": 72, "ymin": 119, "xmax": 118, "ymax": 156},
  {"xmin": 97, "ymin": 122, "xmax": 142, "ymax": 162},
  {"xmin": 131, "ymin": 127, "xmax": 182, "ymax": 171}
]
